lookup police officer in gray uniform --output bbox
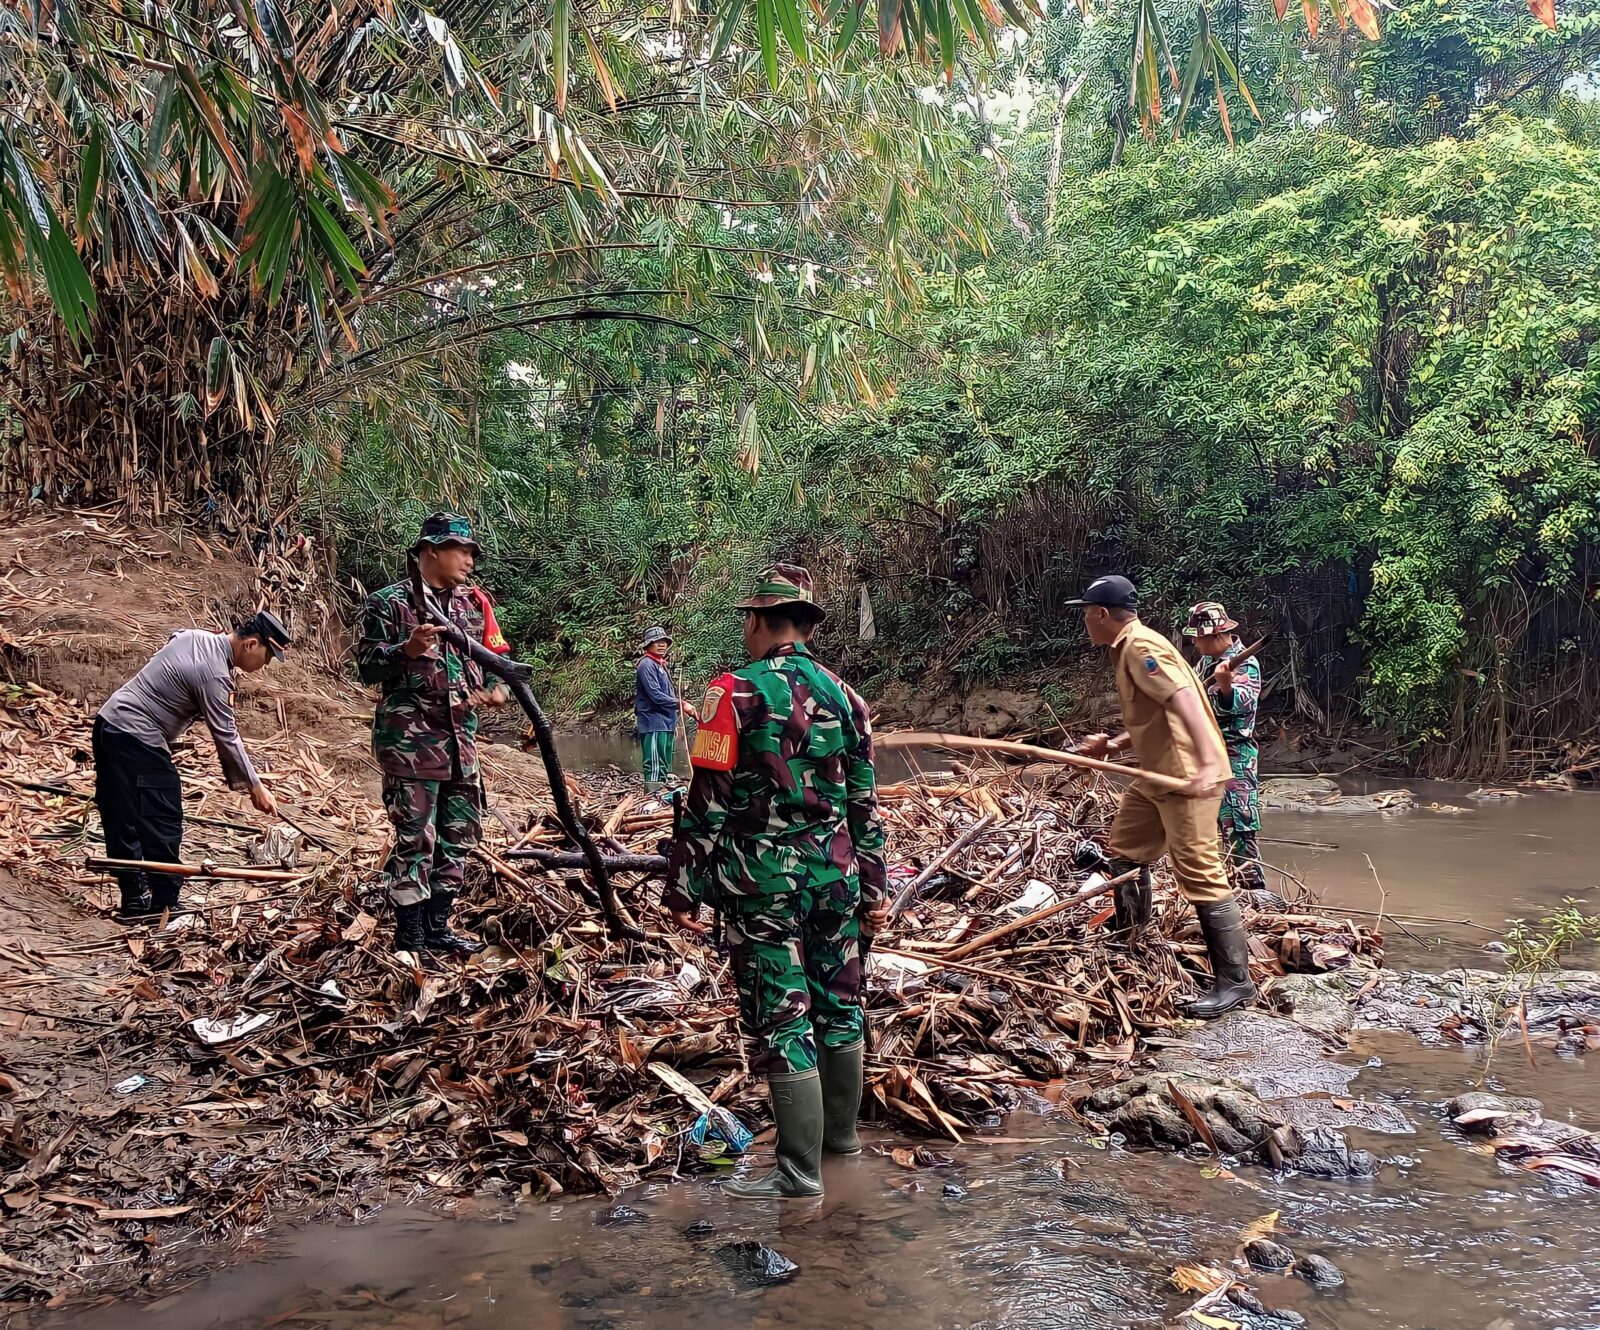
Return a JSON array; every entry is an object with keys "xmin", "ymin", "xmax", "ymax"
[{"xmin": 93, "ymin": 611, "xmax": 291, "ymax": 918}]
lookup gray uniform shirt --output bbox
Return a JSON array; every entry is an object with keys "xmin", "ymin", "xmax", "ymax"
[{"xmin": 98, "ymin": 631, "xmax": 258, "ymax": 791}]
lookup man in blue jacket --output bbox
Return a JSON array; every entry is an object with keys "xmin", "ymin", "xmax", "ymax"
[{"xmin": 636, "ymin": 626, "xmax": 684, "ymax": 791}]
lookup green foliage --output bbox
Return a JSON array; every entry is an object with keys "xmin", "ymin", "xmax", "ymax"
[{"xmin": 1504, "ymin": 899, "xmax": 1600, "ymax": 975}]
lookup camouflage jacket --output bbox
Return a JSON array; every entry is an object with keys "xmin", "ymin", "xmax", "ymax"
[
  {"xmin": 1200, "ymin": 640, "xmax": 1261, "ymax": 755},
  {"xmin": 663, "ymin": 642, "xmax": 888, "ymax": 915},
  {"xmin": 357, "ymin": 580, "xmax": 489, "ymax": 780}
]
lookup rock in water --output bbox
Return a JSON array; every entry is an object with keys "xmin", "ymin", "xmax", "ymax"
[
  {"xmin": 596, "ymin": 1203, "xmax": 648, "ymax": 1227},
  {"xmin": 717, "ymin": 1241, "xmax": 800, "ymax": 1286},
  {"xmin": 1226, "ymin": 1289, "xmax": 1309, "ymax": 1327},
  {"xmin": 1294, "ymin": 1254, "xmax": 1346, "ymax": 1288},
  {"xmin": 1244, "ymin": 1238, "xmax": 1296, "ymax": 1272},
  {"xmin": 681, "ymin": 1219, "xmax": 716, "ymax": 1238},
  {"xmin": 942, "ymin": 1183, "xmax": 968, "ymax": 1200}
]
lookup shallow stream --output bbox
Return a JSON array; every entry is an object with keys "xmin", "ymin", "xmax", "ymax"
[{"xmin": 64, "ymin": 780, "xmax": 1600, "ymax": 1330}]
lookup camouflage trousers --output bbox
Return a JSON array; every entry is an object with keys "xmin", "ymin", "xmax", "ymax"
[
  {"xmin": 1220, "ymin": 742, "xmax": 1264, "ymax": 892},
  {"xmin": 724, "ymin": 881, "xmax": 866, "ymax": 1076},
  {"xmin": 381, "ymin": 775, "xmax": 482, "ymax": 907}
]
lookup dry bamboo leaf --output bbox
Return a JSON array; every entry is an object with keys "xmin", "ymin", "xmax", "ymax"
[{"xmin": 1239, "ymin": 1210, "xmax": 1281, "ymax": 1244}]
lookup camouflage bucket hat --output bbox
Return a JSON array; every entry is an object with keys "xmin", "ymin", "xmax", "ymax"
[
  {"xmin": 1184, "ymin": 601, "xmax": 1239, "ymax": 637},
  {"xmin": 641, "ymin": 625, "xmax": 672, "ymax": 648},
  {"xmin": 410, "ymin": 511, "xmax": 483, "ymax": 558},
  {"xmin": 733, "ymin": 562, "xmax": 826, "ymax": 620}
]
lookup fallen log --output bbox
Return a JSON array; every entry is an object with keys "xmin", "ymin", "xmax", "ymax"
[
  {"xmin": 508, "ymin": 848, "xmax": 668, "ymax": 874},
  {"xmin": 878, "ymin": 731, "xmax": 1189, "ymax": 792}
]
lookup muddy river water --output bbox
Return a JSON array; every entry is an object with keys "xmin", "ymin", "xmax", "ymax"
[{"xmin": 65, "ymin": 777, "xmax": 1600, "ymax": 1330}]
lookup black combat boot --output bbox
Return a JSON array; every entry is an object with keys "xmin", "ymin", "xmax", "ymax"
[
  {"xmin": 1110, "ymin": 862, "xmax": 1153, "ymax": 936},
  {"xmin": 393, "ymin": 902, "xmax": 428, "ymax": 955},
  {"xmin": 113, "ymin": 873, "xmax": 154, "ymax": 922},
  {"xmin": 147, "ymin": 876, "xmax": 182, "ymax": 915},
  {"xmin": 423, "ymin": 890, "xmax": 486, "ymax": 957},
  {"xmin": 1185, "ymin": 897, "xmax": 1257, "ymax": 1019}
]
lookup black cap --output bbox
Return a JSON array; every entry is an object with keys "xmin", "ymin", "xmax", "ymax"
[
  {"xmin": 238, "ymin": 609, "xmax": 292, "ymax": 660},
  {"xmin": 1064, "ymin": 575, "xmax": 1138, "ymax": 611}
]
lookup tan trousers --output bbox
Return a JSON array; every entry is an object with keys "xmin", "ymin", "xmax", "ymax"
[{"xmin": 1107, "ymin": 783, "xmax": 1233, "ymax": 905}]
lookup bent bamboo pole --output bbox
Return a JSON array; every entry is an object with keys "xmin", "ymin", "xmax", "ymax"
[{"xmin": 877, "ymin": 731, "xmax": 1189, "ymax": 792}]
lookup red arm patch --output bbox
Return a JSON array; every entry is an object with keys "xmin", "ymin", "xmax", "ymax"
[{"xmin": 689, "ymin": 672, "xmax": 739, "ymax": 771}]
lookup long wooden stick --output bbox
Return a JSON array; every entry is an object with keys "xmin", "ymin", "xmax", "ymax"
[
  {"xmin": 85, "ymin": 856, "xmax": 303, "ymax": 883},
  {"xmin": 943, "ymin": 870, "xmax": 1135, "ymax": 961},
  {"xmin": 878, "ymin": 731, "xmax": 1188, "ymax": 792}
]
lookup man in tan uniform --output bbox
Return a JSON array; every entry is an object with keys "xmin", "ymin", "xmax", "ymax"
[{"xmin": 1068, "ymin": 575, "xmax": 1254, "ymax": 1018}]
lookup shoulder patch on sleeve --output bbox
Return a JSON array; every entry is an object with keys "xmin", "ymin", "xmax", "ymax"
[{"xmin": 1144, "ymin": 655, "xmax": 1159, "ymax": 674}]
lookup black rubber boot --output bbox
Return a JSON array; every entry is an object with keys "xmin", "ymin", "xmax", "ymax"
[
  {"xmin": 1185, "ymin": 897, "xmax": 1257, "ymax": 1019},
  {"xmin": 113, "ymin": 874, "xmax": 154, "ymax": 922},
  {"xmin": 725, "ymin": 1069, "xmax": 825, "ymax": 1199},
  {"xmin": 393, "ymin": 902, "xmax": 428, "ymax": 956},
  {"xmin": 423, "ymin": 891, "xmax": 486, "ymax": 957},
  {"xmin": 147, "ymin": 877, "xmax": 182, "ymax": 915},
  {"xmin": 818, "ymin": 1040, "xmax": 865, "ymax": 1155},
  {"xmin": 1110, "ymin": 862, "xmax": 1153, "ymax": 936}
]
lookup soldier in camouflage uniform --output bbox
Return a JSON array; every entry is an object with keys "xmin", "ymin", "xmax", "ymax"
[
  {"xmin": 665, "ymin": 564, "xmax": 888, "ymax": 1200},
  {"xmin": 1184, "ymin": 602, "xmax": 1266, "ymax": 896},
  {"xmin": 357, "ymin": 513, "xmax": 509, "ymax": 958}
]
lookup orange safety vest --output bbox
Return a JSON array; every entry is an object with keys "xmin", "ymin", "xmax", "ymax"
[
  {"xmin": 466, "ymin": 586, "xmax": 511, "ymax": 655},
  {"xmin": 689, "ymin": 672, "xmax": 739, "ymax": 771}
]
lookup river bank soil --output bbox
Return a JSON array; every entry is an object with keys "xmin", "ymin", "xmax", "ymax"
[{"xmin": 0, "ymin": 513, "xmax": 1390, "ymax": 1318}]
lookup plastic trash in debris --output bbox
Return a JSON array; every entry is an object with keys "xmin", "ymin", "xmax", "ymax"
[
  {"xmin": 190, "ymin": 1012, "xmax": 276, "ymax": 1045},
  {"xmin": 113, "ymin": 1074, "xmax": 149, "ymax": 1095},
  {"xmin": 691, "ymin": 1106, "xmax": 754, "ymax": 1159},
  {"xmin": 596, "ymin": 1203, "xmax": 649, "ymax": 1227},
  {"xmin": 250, "ymin": 824, "xmax": 303, "ymax": 868},
  {"xmin": 1001, "ymin": 878, "xmax": 1060, "ymax": 916},
  {"xmin": 676, "ymin": 962, "xmax": 703, "ymax": 993},
  {"xmin": 717, "ymin": 1240, "xmax": 799, "ymax": 1286}
]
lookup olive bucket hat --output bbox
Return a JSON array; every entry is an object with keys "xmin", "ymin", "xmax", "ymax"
[
  {"xmin": 733, "ymin": 562, "xmax": 826, "ymax": 621},
  {"xmin": 1184, "ymin": 601, "xmax": 1239, "ymax": 637},
  {"xmin": 410, "ymin": 511, "xmax": 483, "ymax": 558},
  {"xmin": 641, "ymin": 625, "xmax": 672, "ymax": 649}
]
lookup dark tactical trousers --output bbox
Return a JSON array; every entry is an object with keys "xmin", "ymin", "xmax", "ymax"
[
  {"xmin": 381, "ymin": 775, "xmax": 482, "ymax": 906},
  {"xmin": 724, "ymin": 880, "xmax": 866, "ymax": 1076},
  {"xmin": 92, "ymin": 717, "xmax": 184, "ymax": 905}
]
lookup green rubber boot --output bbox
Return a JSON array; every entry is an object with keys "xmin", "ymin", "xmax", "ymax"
[
  {"xmin": 819, "ymin": 1040, "xmax": 865, "ymax": 1155},
  {"xmin": 725, "ymin": 1068, "xmax": 824, "ymax": 1200}
]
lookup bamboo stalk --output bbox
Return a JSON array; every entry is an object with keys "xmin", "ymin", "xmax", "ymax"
[
  {"xmin": 942, "ymin": 870, "xmax": 1135, "ymax": 961},
  {"xmin": 85, "ymin": 856, "xmax": 302, "ymax": 883},
  {"xmin": 878, "ymin": 731, "xmax": 1188, "ymax": 791},
  {"xmin": 871, "ymin": 946, "xmax": 1101, "ymax": 1000},
  {"xmin": 888, "ymin": 813, "xmax": 996, "ymax": 919}
]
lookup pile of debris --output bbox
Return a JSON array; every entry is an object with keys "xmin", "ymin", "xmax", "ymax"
[{"xmin": 0, "ymin": 661, "xmax": 1383, "ymax": 1302}]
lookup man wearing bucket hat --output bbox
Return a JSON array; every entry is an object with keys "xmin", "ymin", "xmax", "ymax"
[
  {"xmin": 1067, "ymin": 575, "xmax": 1254, "ymax": 1018},
  {"xmin": 664, "ymin": 563, "xmax": 889, "ymax": 1200},
  {"xmin": 635, "ymin": 625, "xmax": 682, "ymax": 792},
  {"xmin": 356, "ymin": 513, "xmax": 509, "ymax": 959},
  {"xmin": 1184, "ymin": 601, "xmax": 1267, "ymax": 898}
]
